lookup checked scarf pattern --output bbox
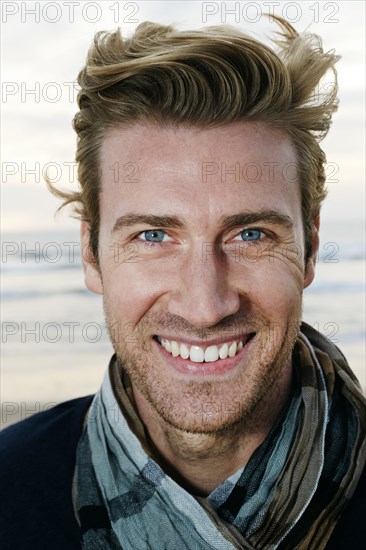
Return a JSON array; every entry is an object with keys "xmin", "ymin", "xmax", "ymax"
[{"xmin": 73, "ymin": 323, "xmax": 366, "ymax": 549}]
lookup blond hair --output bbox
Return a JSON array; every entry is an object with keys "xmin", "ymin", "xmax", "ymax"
[{"xmin": 49, "ymin": 17, "xmax": 339, "ymax": 262}]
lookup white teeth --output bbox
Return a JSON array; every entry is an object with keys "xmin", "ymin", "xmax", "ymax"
[
  {"xmin": 219, "ymin": 343, "xmax": 229, "ymax": 359},
  {"xmin": 171, "ymin": 341, "xmax": 180, "ymax": 357},
  {"xmin": 158, "ymin": 335, "xmax": 250, "ymax": 363},
  {"xmin": 204, "ymin": 345, "xmax": 219, "ymax": 363},
  {"xmin": 228, "ymin": 342, "xmax": 237, "ymax": 358},
  {"xmin": 179, "ymin": 343, "xmax": 190, "ymax": 359},
  {"xmin": 190, "ymin": 346, "xmax": 204, "ymax": 362}
]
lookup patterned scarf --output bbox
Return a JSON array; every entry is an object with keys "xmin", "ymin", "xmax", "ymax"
[{"xmin": 73, "ymin": 323, "xmax": 366, "ymax": 549}]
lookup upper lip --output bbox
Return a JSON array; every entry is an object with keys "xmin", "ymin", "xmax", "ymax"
[{"xmin": 154, "ymin": 333, "xmax": 255, "ymax": 347}]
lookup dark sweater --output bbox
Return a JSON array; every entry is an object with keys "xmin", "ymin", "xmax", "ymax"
[{"xmin": 0, "ymin": 396, "xmax": 365, "ymax": 549}]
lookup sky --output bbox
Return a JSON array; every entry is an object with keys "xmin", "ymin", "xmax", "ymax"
[{"xmin": 1, "ymin": 0, "xmax": 365, "ymax": 234}]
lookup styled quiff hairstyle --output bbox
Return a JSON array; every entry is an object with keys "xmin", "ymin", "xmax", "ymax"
[{"xmin": 49, "ymin": 17, "xmax": 339, "ymax": 262}]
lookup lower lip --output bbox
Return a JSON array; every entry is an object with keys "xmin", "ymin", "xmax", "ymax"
[{"xmin": 153, "ymin": 337, "xmax": 254, "ymax": 378}]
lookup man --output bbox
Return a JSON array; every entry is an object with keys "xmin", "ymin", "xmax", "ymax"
[{"xmin": 1, "ymin": 16, "xmax": 365, "ymax": 550}]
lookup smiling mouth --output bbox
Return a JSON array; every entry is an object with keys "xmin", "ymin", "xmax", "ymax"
[{"xmin": 154, "ymin": 334, "xmax": 256, "ymax": 363}]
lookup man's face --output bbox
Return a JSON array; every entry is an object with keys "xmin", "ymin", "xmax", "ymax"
[{"xmin": 82, "ymin": 121, "xmax": 317, "ymax": 433}]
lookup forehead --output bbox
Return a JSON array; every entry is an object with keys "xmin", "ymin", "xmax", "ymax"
[
  {"xmin": 101, "ymin": 120, "xmax": 296, "ymax": 168},
  {"xmin": 99, "ymin": 121, "xmax": 301, "ymax": 222}
]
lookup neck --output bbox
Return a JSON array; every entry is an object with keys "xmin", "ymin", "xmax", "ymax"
[{"xmin": 132, "ymin": 361, "xmax": 293, "ymax": 496}]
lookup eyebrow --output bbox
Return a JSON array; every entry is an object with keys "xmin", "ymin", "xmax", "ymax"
[
  {"xmin": 219, "ymin": 211, "xmax": 294, "ymax": 232},
  {"xmin": 111, "ymin": 210, "xmax": 293, "ymax": 234},
  {"xmin": 112, "ymin": 214, "xmax": 184, "ymax": 234}
]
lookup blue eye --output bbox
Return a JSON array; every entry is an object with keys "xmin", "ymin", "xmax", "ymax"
[
  {"xmin": 141, "ymin": 230, "xmax": 166, "ymax": 243},
  {"xmin": 240, "ymin": 229, "xmax": 262, "ymax": 241}
]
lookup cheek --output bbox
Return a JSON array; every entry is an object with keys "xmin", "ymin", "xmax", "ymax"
[
  {"xmin": 231, "ymin": 255, "xmax": 304, "ymax": 316},
  {"xmin": 102, "ymin": 260, "xmax": 173, "ymax": 323}
]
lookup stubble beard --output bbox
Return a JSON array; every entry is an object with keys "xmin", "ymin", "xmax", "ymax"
[{"xmin": 104, "ymin": 305, "xmax": 301, "ymax": 436}]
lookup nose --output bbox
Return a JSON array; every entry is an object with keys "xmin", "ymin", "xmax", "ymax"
[{"xmin": 166, "ymin": 242, "xmax": 241, "ymax": 327}]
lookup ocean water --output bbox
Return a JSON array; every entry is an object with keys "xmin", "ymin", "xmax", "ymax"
[{"xmin": 1, "ymin": 221, "xmax": 365, "ymax": 427}]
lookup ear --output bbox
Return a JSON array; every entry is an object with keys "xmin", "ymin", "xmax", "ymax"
[
  {"xmin": 80, "ymin": 221, "xmax": 103, "ymax": 295},
  {"xmin": 303, "ymin": 216, "xmax": 320, "ymax": 289}
]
